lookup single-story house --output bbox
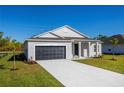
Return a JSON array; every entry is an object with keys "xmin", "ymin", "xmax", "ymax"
[
  {"xmin": 102, "ymin": 34, "xmax": 124, "ymax": 54},
  {"xmin": 24, "ymin": 25, "xmax": 102, "ymax": 61}
]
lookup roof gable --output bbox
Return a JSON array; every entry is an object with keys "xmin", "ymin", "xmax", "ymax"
[
  {"xmin": 34, "ymin": 32, "xmax": 58, "ymax": 38},
  {"xmin": 33, "ymin": 25, "xmax": 89, "ymax": 39}
]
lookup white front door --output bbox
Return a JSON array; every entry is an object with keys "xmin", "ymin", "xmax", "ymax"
[{"xmin": 83, "ymin": 49, "xmax": 88, "ymax": 57}]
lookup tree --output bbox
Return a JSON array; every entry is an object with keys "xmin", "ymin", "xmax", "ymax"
[
  {"xmin": 0, "ymin": 32, "xmax": 3, "ymax": 40},
  {"xmin": 6, "ymin": 36, "xmax": 12, "ymax": 42},
  {"xmin": 0, "ymin": 32, "xmax": 22, "ymax": 52},
  {"xmin": 12, "ymin": 39, "xmax": 17, "ymax": 43},
  {"xmin": 15, "ymin": 42, "xmax": 22, "ymax": 51},
  {"xmin": 94, "ymin": 34, "xmax": 108, "ymax": 40},
  {"xmin": 110, "ymin": 38, "xmax": 119, "ymax": 60},
  {"xmin": 0, "ymin": 38, "xmax": 9, "ymax": 51}
]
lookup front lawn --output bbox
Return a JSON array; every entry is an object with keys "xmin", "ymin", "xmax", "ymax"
[
  {"xmin": 76, "ymin": 55, "xmax": 124, "ymax": 74},
  {"xmin": 0, "ymin": 53, "xmax": 63, "ymax": 87}
]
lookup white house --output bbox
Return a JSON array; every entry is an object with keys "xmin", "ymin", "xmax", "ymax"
[
  {"xmin": 24, "ymin": 25, "xmax": 102, "ymax": 61},
  {"xmin": 102, "ymin": 34, "xmax": 124, "ymax": 54}
]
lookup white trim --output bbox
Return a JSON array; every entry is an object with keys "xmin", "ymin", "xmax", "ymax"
[
  {"xmin": 78, "ymin": 42, "xmax": 82, "ymax": 58},
  {"xmin": 33, "ymin": 32, "xmax": 58, "ymax": 38},
  {"xmin": 33, "ymin": 25, "xmax": 89, "ymax": 38},
  {"xmin": 28, "ymin": 41, "xmax": 73, "ymax": 60},
  {"xmin": 88, "ymin": 42, "xmax": 91, "ymax": 57},
  {"xmin": 49, "ymin": 32, "xmax": 65, "ymax": 39},
  {"xmin": 96, "ymin": 42, "xmax": 99, "ymax": 57},
  {"xmin": 26, "ymin": 38, "xmax": 102, "ymax": 42},
  {"xmin": 26, "ymin": 39, "xmax": 72, "ymax": 42},
  {"xmin": 65, "ymin": 25, "xmax": 89, "ymax": 38},
  {"xmin": 73, "ymin": 39, "xmax": 102, "ymax": 42},
  {"xmin": 33, "ymin": 25, "xmax": 66, "ymax": 38}
]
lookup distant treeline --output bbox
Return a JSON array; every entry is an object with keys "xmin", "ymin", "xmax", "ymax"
[{"xmin": 0, "ymin": 32, "xmax": 22, "ymax": 51}]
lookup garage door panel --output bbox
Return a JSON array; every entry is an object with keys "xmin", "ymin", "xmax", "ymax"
[{"xmin": 35, "ymin": 46, "xmax": 66, "ymax": 60}]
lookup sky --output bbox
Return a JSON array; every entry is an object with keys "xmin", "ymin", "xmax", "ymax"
[{"xmin": 0, "ymin": 5, "xmax": 124, "ymax": 42}]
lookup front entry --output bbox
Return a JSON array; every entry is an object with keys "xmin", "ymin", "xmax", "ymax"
[
  {"xmin": 83, "ymin": 49, "xmax": 88, "ymax": 57},
  {"xmin": 74, "ymin": 44, "xmax": 79, "ymax": 56}
]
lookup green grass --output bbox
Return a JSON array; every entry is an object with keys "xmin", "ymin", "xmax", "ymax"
[
  {"xmin": 76, "ymin": 55, "xmax": 124, "ymax": 74},
  {"xmin": 0, "ymin": 54, "xmax": 64, "ymax": 87}
]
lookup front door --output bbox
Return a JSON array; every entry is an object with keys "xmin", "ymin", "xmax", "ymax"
[
  {"xmin": 74, "ymin": 44, "xmax": 79, "ymax": 56},
  {"xmin": 83, "ymin": 49, "xmax": 88, "ymax": 57}
]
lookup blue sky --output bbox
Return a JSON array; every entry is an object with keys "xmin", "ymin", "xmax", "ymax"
[{"xmin": 0, "ymin": 5, "xmax": 124, "ymax": 42}]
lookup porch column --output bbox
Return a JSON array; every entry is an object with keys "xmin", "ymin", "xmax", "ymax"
[
  {"xmin": 96, "ymin": 42, "xmax": 99, "ymax": 57},
  {"xmin": 88, "ymin": 42, "xmax": 91, "ymax": 57},
  {"xmin": 78, "ymin": 42, "xmax": 82, "ymax": 58},
  {"xmin": 99, "ymin": 43, "xmax": 102, "ymax": 55}
]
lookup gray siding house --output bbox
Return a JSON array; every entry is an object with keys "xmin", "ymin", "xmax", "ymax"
[{"xmin": 102, "ymin": 34, "xmax": 124, "ymax": 54}]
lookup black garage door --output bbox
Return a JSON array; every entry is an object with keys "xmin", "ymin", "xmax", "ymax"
[{"xmin": 35, "ymin": 46, "xmax": 66, "ymax": 60}]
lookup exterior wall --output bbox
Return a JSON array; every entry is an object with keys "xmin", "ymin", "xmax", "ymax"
[
  {"xmin": 27, "ymin": 41, "xmax": 73, "ymax": 61},
  {"xmin": 24, "ymin": 40, "xmax": 102, "ymax": 61},
  {"xmin": 102, "ymin": 44, "xmax": 124, "ymax": 54}
]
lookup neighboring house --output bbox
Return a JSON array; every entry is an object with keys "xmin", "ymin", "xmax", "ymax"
[
  {"xmin": 102, "ymin": 34, "xmax": 124, "ymax": 54},
  {"xmin": 24, "ymin": 25, "xmax": 102, "ymax": 61}
]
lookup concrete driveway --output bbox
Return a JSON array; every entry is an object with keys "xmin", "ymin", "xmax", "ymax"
[{"xmin": 37, "ymin": 59, "xmax": 124, "ymax": 87}]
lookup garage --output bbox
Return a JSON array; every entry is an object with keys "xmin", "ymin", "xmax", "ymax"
[{"xmin": 35, "ymin": 46, "xmax": 66, "ymax": 60}]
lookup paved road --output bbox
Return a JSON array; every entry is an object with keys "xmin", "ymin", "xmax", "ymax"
[{"xmin": 37, "ymin": 59, "xmax": 124, "ymax": 87}]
